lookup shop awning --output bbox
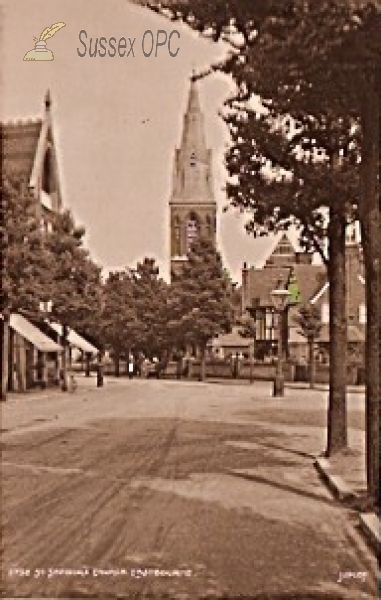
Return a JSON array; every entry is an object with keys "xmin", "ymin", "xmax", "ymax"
[
  {"xmin": 10, "ymin": 314, "xmax": 63, "ymax": 353},
  {"xmin": 48, "ymin": 322, "xmax": 98, "ymax": 355}
]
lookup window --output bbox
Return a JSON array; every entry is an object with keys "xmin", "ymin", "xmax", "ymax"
[
  {"xmin": 186, "ymin": 214, "xmax": 199, "ymax": 252},
  {"xmin": 42, "ymin": 147, "xmax": 53, "ymax": 194},
  {"xmin": 321, "ymin": 303, "xmax": 329, "ymax": 324},
  {"xmin": 173, "ymin": 217, "xmax": 181, "ymax": 255},
  {"xmin": 359, "ymin": 303, "xmax": 366, "ymax": 324},
  {"xmin": 190, "ymin": 151, "xmax": 196, "ymax": 167},
  {"xmin": 206, "ymin": 215, "xmax": 212, "ymax": 237}
]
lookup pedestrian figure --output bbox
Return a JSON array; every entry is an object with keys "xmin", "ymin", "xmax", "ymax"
[
  {"xmin": 176, "ymin": 352, "xmax": 184, "ymax": 380},
  {"xmin": 96, "ymin": 353, "xmax": 104, "ymax": 387},
  {"xmin": 231, "ymin": 353, "xmax": 239, "ymax": 379},
  {"xmin": 128, "ymin": 353, "xmax": 134, "ymax": 379},
  {"xmin": 68, "ymin": 373, "xmax": 77, "ymax": 393}
]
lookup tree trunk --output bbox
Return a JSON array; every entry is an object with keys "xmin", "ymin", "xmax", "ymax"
[
  {"xmin": 8, "ymin": 326, "xmax": 14, "ymax": 392},
  {"xmin": 61, "ymin": 324, "xmax": 69, "ymax": 392},
  {"xmin": 1, "ymin": 316, "xmax": 10, "ymax": 401},
  {"xmin": 97, "ymin": 351, "xmax": 104, "ymax": 387},
  {"xmin": 199, "ymin": 346, "xmax": 206, "ymax": 381},
  {"xmin": 308, "ymin": 337, "xmax": 315, "ymax": 389},
  {"xmin": 114, "ymin": 349, "xmax": 120, "ymax": 377},
  {"xmin": 16, "ymin": 338, "xmax": 27, "ymax": 392},
  {"xmin": 85, "ymin": 353, "xmax": 91, "ymax": 377},
  {"xmin": 359, "ymin": 65, "xmax": 380, "ymax": 504},
  {"xmin": 326, "ymin": 204, "xmax": 347, "ymax": 456}
]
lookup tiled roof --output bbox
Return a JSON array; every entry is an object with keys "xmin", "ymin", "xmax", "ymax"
[
  {"xmin": 1, "ymin": 119, "xmax": 43, "ymax": 181},
  {"xmin": 209, "ymin": 327, "xmax": 252, "ymax": 348},
  {"xmin": 255, "ymin": 232, "xmax": 304, "ymax": 268},
  {"xmin": 245, "ymin": 266, "xmax": 290, "ymax": 308},
  {"xmin": 291, "ymin": 264, "xmax": 326, "ymax": 305},
  {"xmin": 244, "ymin": 261, "xmax": 326, "ymax": 311}
]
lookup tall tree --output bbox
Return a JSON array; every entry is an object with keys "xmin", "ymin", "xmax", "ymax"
[
  {"xmin": 101, "ymin": 270, "xmax": 142, "ymax": 375},
  {"xmin": 151, "ymin": 0, "xmax": 380, "ymax": 501},
  {"xmin": 44, "ymin": 210, "xmax": 102, "ymax": 390},
  {"xmin": 1, "ymin": 176, "xmax": 51, "ymax": 399},
  {"xmin": 170, "ymin": 238, "xmax": 233, "ymax": 380},
  {"xmin": 132, "ymin": 258, "xmax": 170, "ymax": 359}
]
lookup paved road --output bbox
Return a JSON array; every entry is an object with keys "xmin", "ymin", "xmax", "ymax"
[{"xmin": 1, "ymin": 378, "xmax": 377, "ymax": 599}]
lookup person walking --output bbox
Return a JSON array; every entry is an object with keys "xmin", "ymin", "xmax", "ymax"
[{"xmin": 128, "ymin": 353, "xmax": 134, "ymax": 380}]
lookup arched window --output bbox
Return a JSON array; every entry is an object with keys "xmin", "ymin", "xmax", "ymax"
[
  {"xmin": 173, "ymin": 216, "xmax": 181, "ymax": 255},
  {"xmin": 42, "ymin": 147, "xmax": 53, "ymax": 194},
  {"xmin": 186, "ymin": 212, "xmax": 199, "ymax": 252},
  {"xmin": 206, "ymin": 214, "xmax": 212, "ymax": 238}
]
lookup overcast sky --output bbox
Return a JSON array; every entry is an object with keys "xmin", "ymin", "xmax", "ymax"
[{"xmin": 3, "ymin": 0, "xmax": 284, "ymax": 282}]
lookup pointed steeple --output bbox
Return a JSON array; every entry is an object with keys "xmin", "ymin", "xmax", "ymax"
[
  {"xmin": 171, "ymin": 77, "xmax": 214, "ymax": 204},
  {"xmin": 44, "ymin": 89, "xmax": 52, "ymax": 111},
  {"xmin": 169, "ymin": 75, "xmax": 217, "ymax": 274},
  {"xmin": 179, "ymin": 78, "xmax": 208, "ymax": 163}
]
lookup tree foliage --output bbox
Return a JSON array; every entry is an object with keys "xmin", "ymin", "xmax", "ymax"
[
  {"xmin": 169, "ymin": 238, "xmax": 233, "ymax": 351},
  {"xmin": 1, "ymin": 176, "xmax": 51, "ymax": 316},
  {"xmin": 44, "ymin": 210, "xmax": 102, "ymax": 332},
  {"xmin": 131, "ymin": 258, "xmax": 170, "ymax": 357},
  {"xmin": 101, "ymin": 270, "xmax": 142, "ymax": 358},
  {"xmin": 295, "ymin": 304, "xmax": 322, "ymax": 342}
]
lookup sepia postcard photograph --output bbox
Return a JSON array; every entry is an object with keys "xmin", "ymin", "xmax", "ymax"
[{"xmin": 1, "ymin": 0, "xmax": 380, "ymax": 598}]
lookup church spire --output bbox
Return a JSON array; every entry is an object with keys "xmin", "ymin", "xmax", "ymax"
[
  {"xmin": 171, "ymin": 77, "xmax": 214, "ymax": 204},
  {"xmin": 169, "ymin": 75, "xmax": 217, "ymax": 274},
  {"xmin": 44, "ymin": 89, "xmax": 52, "ymax": 111},
  {"xmin": 179, "ymin": 77, "xmax": 208, "ymax": 164}
]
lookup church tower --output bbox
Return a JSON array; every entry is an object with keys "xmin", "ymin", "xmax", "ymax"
[{"xmin": 169, "ymin": 77, "xmax": 217, "ymax": 276}]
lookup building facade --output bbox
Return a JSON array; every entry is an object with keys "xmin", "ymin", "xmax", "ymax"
[
  {"xmin": 241, "ymin": 230, "xmax": 366, "ymax": 365},
  {"xmin": 2, "ymin": 90, "xmax": 63, "ymax": 232},
  {"xmin": 169, "ymin": 78, "xmax": 217, "ymax": 276}
]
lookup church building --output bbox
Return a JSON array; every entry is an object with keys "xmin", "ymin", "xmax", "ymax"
[{"xmin": 169, "ymin": 77, "xmax": 217, "ymax": 277}]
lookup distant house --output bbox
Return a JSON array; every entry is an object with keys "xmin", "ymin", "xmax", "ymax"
[
  {"xmin": 241, "ymin": 231, "xmax": 365, "ymax": 364},
  {"xmin": 208, "ymin": 326, "xmax": 254, "ymax": 359}
]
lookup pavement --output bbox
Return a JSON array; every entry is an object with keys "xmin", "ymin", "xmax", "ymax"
[{"xmin": 1, "ymin": 375, "xmax": 378, "ymax": 599}]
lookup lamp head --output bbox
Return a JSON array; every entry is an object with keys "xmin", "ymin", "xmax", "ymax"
[{"xmin": 271, "ymin": 287, "xmax": 290, "ymax": 311}]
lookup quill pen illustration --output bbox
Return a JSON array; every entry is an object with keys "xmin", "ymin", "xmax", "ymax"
[
  {"xmin": 24, "ymin": 22, "xmax": 66, "ymax": 61},
  {"xmin": 38, "ymin": 22, "xmax": 66, "ymax": 41}
]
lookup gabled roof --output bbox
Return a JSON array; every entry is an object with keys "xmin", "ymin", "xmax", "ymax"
[
  {"xmin": 255, "ymin": 232, "xmax": 303, "ymax": 268},
  {"xmin": 1, "ymin": 91, "xmax": 62, "ymax": 211},
  {"xmin": 1, "ymin": 119, "xmax": 43, "ymax": 182},
  {"xmin": 291, "ymin": 264, "xmax": 326, "ymax": 305},
  {"xmin": 245, "ymin": 266, "xmax": 290, "ymax": 308},
  {"xmin": 244, "ymin": 263, "xmax": 326, "ymax": 310}
]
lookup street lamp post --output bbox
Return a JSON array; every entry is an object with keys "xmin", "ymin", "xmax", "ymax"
[
  {"xmin": 241, "ymin": 310, "xmax": 256, "ymax": 384},
  {"xmin": 270, "ymin": 287, "xmax": 290, "ymax": 397}
]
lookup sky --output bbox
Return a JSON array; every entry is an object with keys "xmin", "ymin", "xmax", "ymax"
[{"xmin": 2, "ymin": 0, "xmax": 288, "ymax": 283}]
